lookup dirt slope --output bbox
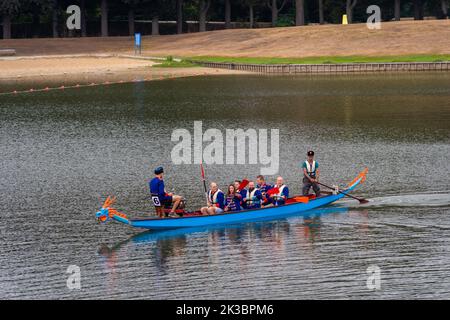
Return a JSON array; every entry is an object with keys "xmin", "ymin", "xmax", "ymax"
[{"xmin": 1, "ymin": 20, "xmax": 449, "ymax": 58}]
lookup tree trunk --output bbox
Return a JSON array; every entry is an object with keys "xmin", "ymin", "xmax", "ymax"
[
  {"xmin": 394, "ymin": 0, "xmax": 401, "ymax": 21},
  {"xmin": 414, "ymin": 0, "xmax": 423, "ymax": 20},
  {"xmin": 271, "ymin": 0, "xmax": 278, "ymax": 26},
  {"xmin": 152, "ymin": 16, "xmax": 159, "ymax": 35},
  {"xmin": 32, "ymin": 10, "xmax": 40, "ymax": 38},
  {"xmin": 2, "ymin": 15, "xmax": 11, "ymax": 39},
  {"xmin": 295, "ymin": 0, "xmax": 305, "ymax": 26},
  {"xmin": 101, "ymin": 0, "xmax": 108, "ymax": 37},
  {"xmin": 81, "ymin": 0, "xmax": 87, "ymax": 36},
  {"xmin": 52, "ymin": 0, "xmax": 58, "ymax": 38},
  {"xmin": 442, "ymin": 0, "xmax": 448, "ymax": 17},
  {"xmin": 177, "ymin": 0, "xmax": 183, "ymax": 34},
  {"xmin": 199, "ymin": 0, "xmax": 210, "ymax": 32},
  {"xmin": 199, "ymin": 10, "xmax": 206, "ymax": 32},
  {"xmin": 128, "ymin": 8, "xmax": 135, "ymax": 36},
  {"xmin": 318, "ymin": 0, "xmax": 324, "ymax": 24},
  {"xmin": 225, "ymin": 0, "xmax": 231, "ymax": 29},
  {"xmin": 249, "ymin": 5, "xmax": 254, "ymax": 28},
  {"xmin": 346, "ymin": 0, "xmax": 357, "ymax": 24}
]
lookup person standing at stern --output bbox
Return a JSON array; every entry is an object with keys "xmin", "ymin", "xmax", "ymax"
[{"xmin": 302, "ymin": 151, "xmax": 321, "ymax": 197}]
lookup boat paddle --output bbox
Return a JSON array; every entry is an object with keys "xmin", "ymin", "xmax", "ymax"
[
  {"xmin": 200, "ymin": 163, "xmax": 209, "ymax": 206},
  {"xmin": 316, "ymin": 181, "xmax": 369, "ymax": 204},
  {"xmin": 237, "ymin": 179, "xmax": 249, "ymax": 191}
]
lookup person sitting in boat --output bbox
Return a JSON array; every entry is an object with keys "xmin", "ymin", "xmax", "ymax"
[
  {"xmin": 224, "ymin": 184, "xmax": 242, "ymax": 212},
  {"xmin": 243, "ymin": 181, "xmax": 263, "ymax": 209},
  {"xmin": 269, "ymin": 176, "xmax": 289, "ymax": 206},
  {"xmin": 302, "ymin": 150, "xmax": 321, "ymax": 197},
  {"xmin": 234, "ymin": 180, "xmax": 245, "ymax": 201},
  {"xmin": 200, "ymin": 182, "xmax": 225, "ymax": 215},
  {"xmin": 149, "ymin": 166, "xmax": 183, "ymax": 218},
  {"xmin": 256, "ymin": 175, "xmax": 273, "ymax": 206},
  {"xmin": 234, "ymin": 180, "xmax": 247, "ymax": 208}
]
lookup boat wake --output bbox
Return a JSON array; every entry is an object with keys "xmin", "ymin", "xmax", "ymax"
[{"xmin": 336, "ymin": 191, "xmax": 450, "ymax": 209}]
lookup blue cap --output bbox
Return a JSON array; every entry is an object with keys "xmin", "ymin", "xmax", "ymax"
[{"xmin": 154, "ymin": 166, "xmax": 164, "ymax": 175}]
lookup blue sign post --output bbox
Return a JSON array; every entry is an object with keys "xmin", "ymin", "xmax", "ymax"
[{"xmin": 134, "ymin": 33, "xmax": 141, "ymax": 55}]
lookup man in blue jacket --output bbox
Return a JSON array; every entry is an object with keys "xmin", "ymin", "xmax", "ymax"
[
  {"xmin": 149, "ymin": 166, "xmax": 182, "ymax": 217},
  {"xmin": 243, "ymin": 181, "xmax": 263, "ymax": 209},
  {"xmin": 256, "ymin": 175, "xmax": 273, "ymax": 206},
  {"xmin": 269, "ymin": 176, "xmax": 289, "ymax": 206},
  {"xmin": 200, "ymin": 182, "xmax": 225, "ymax": 215}
]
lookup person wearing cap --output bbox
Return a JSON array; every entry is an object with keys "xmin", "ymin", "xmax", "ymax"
[
  {"xmin": 149, "ymin": 166, "xmax": 182, "ymax": 217},
  {"xmin": 302, "ymin": 151, "xmax": 321, "ymax": 196}
]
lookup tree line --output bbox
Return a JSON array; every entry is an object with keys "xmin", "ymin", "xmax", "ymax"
[{"xmin": 1, "ymin": 0, "xmax": 449, "ymax": 39}]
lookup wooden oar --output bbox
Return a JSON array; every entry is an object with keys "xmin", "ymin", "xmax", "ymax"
[
  {"xmin": 316, "ymin": 181, "xmax": 369, "ymax": 204},
  {"xmin": 200, "ymin": 163, "xmax": 209, "ymax": 206}
]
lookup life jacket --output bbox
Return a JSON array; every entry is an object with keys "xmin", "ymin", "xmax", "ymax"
[
  {"xmin": 305, "ymin": 160, "xmax": 317, "ymax": 177},
  {"xmin": 277, "ymin": 185, "xmax": 286, "ymax": 198},
  {"xmin": 208, "ymin": 189, "xmax": 223, "ymax": 205},
  {"xmin": 269, "ymin": 185, "xmax": 287, "ymax": 206},
  {"xmin": 247, "ymin": 188, "xmax": 261, "ymax": 206}
]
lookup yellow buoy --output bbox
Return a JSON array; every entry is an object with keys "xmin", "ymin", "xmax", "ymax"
[{"xmin": 342, "ymin": 14, "xmax": 348, "ymax": 25}]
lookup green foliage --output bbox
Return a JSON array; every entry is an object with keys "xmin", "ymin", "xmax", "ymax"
[
  {"xmin": 0, "ymin": 0, "xmax": 21, "ymax": 15},
  {"xmin": 275, "ymin": 13, "xmax": 295, "ymax": 27},
  {"xmin": 155, "ymin": 58, "xmax": 197, "ymax": 68},
  {"xmin": 2, "ymin": 0, "xmax": 450, "ymax": 38}
]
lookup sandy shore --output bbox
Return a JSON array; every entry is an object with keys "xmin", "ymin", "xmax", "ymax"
[
  {"xmin": 0, "ymin": 56, "xmax": 157, "ymax": 79},
  {"xmin": 0, "ymin": 55, "xmax": 248, "ymax": 93}
]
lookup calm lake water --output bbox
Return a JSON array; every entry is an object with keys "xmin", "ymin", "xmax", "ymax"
[{"xmin": 1, "ymin": 73, "xmax": 449, "ymax": 299}]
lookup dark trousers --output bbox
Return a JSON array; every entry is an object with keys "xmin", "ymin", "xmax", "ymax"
[{"xmin": 302, "ymin": 178, "xmax": 320, "ymax": 196}]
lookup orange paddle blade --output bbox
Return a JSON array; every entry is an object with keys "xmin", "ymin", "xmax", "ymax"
[
  {"xmin": 292, "ymin": 196, "xmax": 309, "ymax": 203},
  {"xmin": 238, "ymin": 179, "xmax": 249, "ymax": 190}
]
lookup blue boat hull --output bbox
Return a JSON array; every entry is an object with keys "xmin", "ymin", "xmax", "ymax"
[
  {"xmin": 128, "ymin": 192, "xmax": 343, "ymax": 229},
  {"xmin": 130, "ymin": 206, "xmax": 349, "ymax": 243},
  {"xmin": 111, "ymin": 170, "xmax": 367, "ymax": 230}
]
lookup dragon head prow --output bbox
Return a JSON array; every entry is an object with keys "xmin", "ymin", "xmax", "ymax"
[
  {"xmin": 102, "ymin": 196, "xmax": 116, "ymax": 209},
  {"xmin": 96, "ymin": 196, "xmax": 128, "ymax": 224}
]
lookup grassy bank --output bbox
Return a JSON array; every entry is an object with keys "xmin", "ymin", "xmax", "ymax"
[
  {"xmin": 153, "ymin": 57, "xmax": 197, "ymax": 68},
  {"xmin": 187, "ymin": 54, "xmax": 450, "ymax": 65}
]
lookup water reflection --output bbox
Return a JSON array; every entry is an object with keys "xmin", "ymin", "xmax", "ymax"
[{"xmin": 98, "ymin": 206, "xmax": 349, "ymax": 272}]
